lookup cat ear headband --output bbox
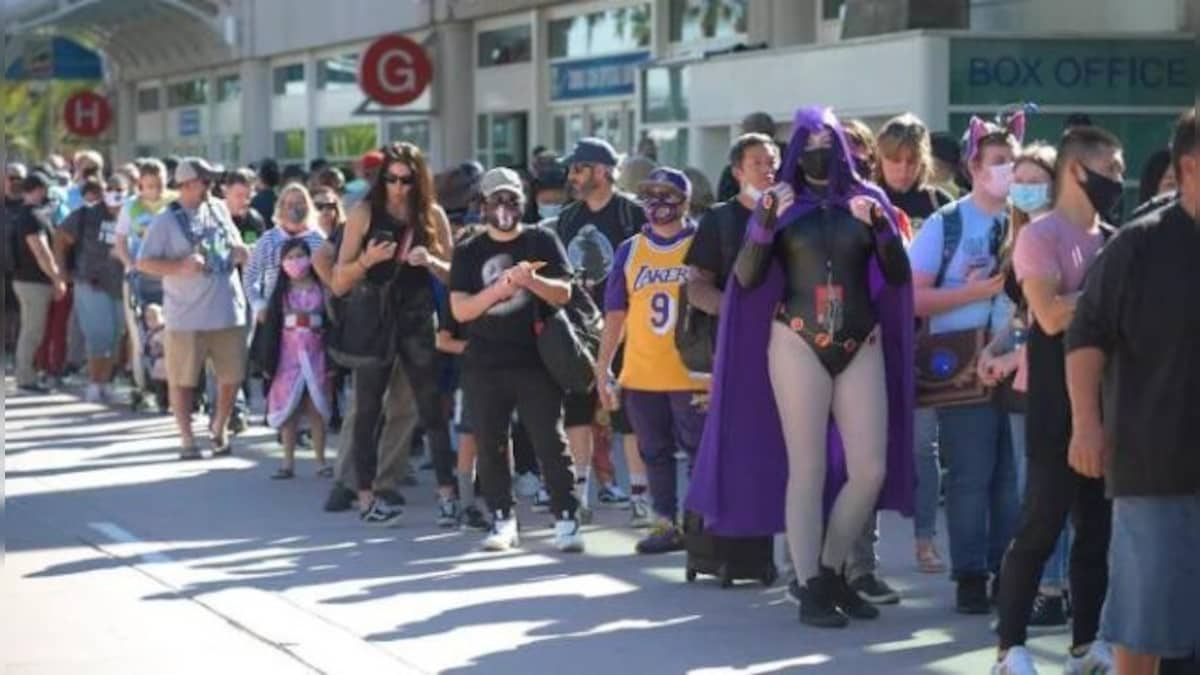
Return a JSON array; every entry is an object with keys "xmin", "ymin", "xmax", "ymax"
[{"xmin": 963, "ymin": 109, "xmax": 1027, "ymax": 163}]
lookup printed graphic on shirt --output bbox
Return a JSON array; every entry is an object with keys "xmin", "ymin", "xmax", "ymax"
[
  {"xmin": 566, "ymin": 224, "xmax": 615, "ymax": 291},
  {"xmin": 99, "ymin": 219, "xmax": 118, "ymax": 245},
  {"xmin": 480, "ymin": 252, "xmax": 530, "ymax": 316}
]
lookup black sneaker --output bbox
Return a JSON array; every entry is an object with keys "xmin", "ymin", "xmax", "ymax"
[
  {"xmin": 228, "ymin": 413, "xmax": 248, "ymax": 435},
  {"xmin": 323, "ymin": 483, "xmax": 356, "ymax": 512},
  {"xmin": 956, "ymin": 575, "xmax": 991, "ymax": 615},
  {"xmin": 850, "ymin": 574, "xmax": 901, "ymax": 605},
  {"xmin": 374, "ymin": 489, "xmax": 406, "ymax": 507},
  {"xmin": 17, "ymin": 383, "xmax": 51, "ymax": 394},
  {"xmin": 798, "ymin": 568, "xmax": 850, "ymax": 629},
  {"xmin": 360, "ymin": 499, "xmax": 403, "ymax": 527},
  {"xmin": 178, "ymin": 446, "xmax": 203, "ymax": 461},
  {"xmin": 460, "ymin": 504, "xmax": 490, "ymax": 531},
  {"xmin": 1028, "ymin": 593, "xmax": 1068, "ymax": 630},
  {"xmin": 437, "ymin": 497, "xmax": 460, "ymax": 529},
  {"xmin": 831, "ymin": 569, "xmax": 880, "ymax": 620},
  {"xmin": 786, "ymin": 578, "xmax": 803, "ymax": 605}
]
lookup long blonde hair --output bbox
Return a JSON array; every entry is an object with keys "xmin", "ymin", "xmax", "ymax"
[
  {"xmin": 875, "ymin": 113, "xmax": 934, "ymax": 189},
  {"xmin": 274, "ymin": 182, "xmax": 318, "ymax": 231}
]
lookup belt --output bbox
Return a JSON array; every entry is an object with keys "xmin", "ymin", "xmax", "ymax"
[
  {"xmin": 774, "ymin": 304, "xmax": 876, "ymax": 354},
  {"xmin": 284, "ymin": 312, "xmax": 323, "ymax": 329}
]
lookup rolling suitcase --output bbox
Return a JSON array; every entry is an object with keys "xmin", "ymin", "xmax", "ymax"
[{"xmin": 683, "ymin": 511, "xmax": 778, "ymax": 588}]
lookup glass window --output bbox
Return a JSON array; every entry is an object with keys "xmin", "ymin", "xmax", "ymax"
[
  {"xmin": 645, "ymin": 127, "xmax": 689, "ymax": 168},
  {"xmin": 823, "ymin": 0, "xmax": 846, "ymax": 20},
  {"xmin": 166, "ymin": 80, "xmax": 206, "ymax": 108},
  {"xmin": 137, "ymin": 88, "xmax": 160, "ymax": 113},
  {"xmin": 641, "ymin": 65, "xmax": 690, "ymax": 124},
  {"xmin": 387, "ymin": 120, "xmax": 430, "ymax": 149},
  {"xmin": 478, "ymin": 25, "xmax": 532, "ymax": 67},
  {"xmin": 668, "ymin": 0, "xmax": 747, "ymax": 43},
  {"xmin": 218, "ymin": 134, "xmax": 241, "ymax": 165},
  {"xmin": 273, "ymin": 63, "xmax": 306, "ymax": 96},
  {"xmin": 548, "ymin": 5, "xmax": 652, "ymax": 60},
  {"xmin": 273, "ymin": 129, "xmax": 306, "ymax": 160},
  {"xmin": 476, "ymin": 112, "xmax": 528, "ymax": 169},
  {"xmin": 217, "ymin": 75, "xmax": 240, "ymax": 103},
  {"xmin": 317, "ymin": 54, "xmax": 358, "ymax": 91},
  {"xmin": 317, "ymin": 123, "xmax": 378, "ymax": 160}
]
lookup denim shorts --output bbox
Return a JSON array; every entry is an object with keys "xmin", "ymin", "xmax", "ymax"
[
  {"xmin": 74, "ymin": 282, "xmax": 125, "ymax": 359},
  {"xmin": 454, "ymin": 388, "xmax": 474, "ymax": 434},
  {"xmin": 1101, "ymin": 494, "xmax": 1200, "ymax": 658}
]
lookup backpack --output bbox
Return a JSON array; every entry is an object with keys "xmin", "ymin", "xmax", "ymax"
[
  {"xmin": 675, "ymin": 201, "xmax": 742, "ymax": 373},
  {"xmin": 930, "ymin": 201, "xmax": 1010, "ymax": 288},
  {"xmin": 1, "ymin": 207, "xmax": 18, "ymax": 275}
]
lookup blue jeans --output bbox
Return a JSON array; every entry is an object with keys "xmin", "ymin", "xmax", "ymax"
[
  {"xmin": 940, "ymin": 401, "xmax": 1019, "ymax": 580},
  {"xmin": 1010, "ymin": 413, "xmax": 1070, "ymax": 589},
  {"xmin": 913, "ymin": 407, "xmax": 940, "ymax": 540},
  {"xmin": 73, "ymin": 283, "xmax": 124, "ymax": 360}
]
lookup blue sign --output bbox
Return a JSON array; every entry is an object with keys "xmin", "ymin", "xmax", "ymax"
[
  {"xmin": 5, "ymin": 37, "xmax": 102, "ymax": 81},
  {"xmin": 179, "ymin": 109, "xmax": 201, "ymax": 137},
  {"xmin": 550, "ymin": 52, "xmax": 650, "ymax": 102}
]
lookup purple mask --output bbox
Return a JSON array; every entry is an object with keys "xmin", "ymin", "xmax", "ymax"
[
  {"xmin": 282, "ymin": 257, "xmax": 311, "ymax": 280},
  {"xmin": 644, "ymin": 198, "xmax": 683, "ymax": 226}
]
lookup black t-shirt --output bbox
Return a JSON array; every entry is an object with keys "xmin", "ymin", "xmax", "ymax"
[
  {"xmin": 12, "ymin": 203, "xmax": 52, "ymax": 284},
  {"xmin": 554, "ymin": 193, "xmax": 644, "ymax": 306},
  {"xmin": 232, "ymin": 207, "xmax": 267, "ymax": 241},
  {"xmin": 61, "ymin": 204, "xmax": 124, "ymax": 297},
  {"xmin": 1066, "ymin": 201, "xmax": 1200, "ymax": 497},
  {"xmin": 449, "ymin": 225, "xmax": 571, "ymax": 370},
  {"xmin": 884, "ymin": 185, "xmax": 952, "ymax": 230},
  {"xmin": 684, "ymin": 199, "xmax": 752, "ymax": 290},
  {"xmin": 250, "ymin": 189, "xmax": 276, "ymax": 230}
]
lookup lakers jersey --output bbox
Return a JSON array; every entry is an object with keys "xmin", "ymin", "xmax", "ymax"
[{"xmin": 617, "ymin": 228, "xmax": 708, "ymax": 392}]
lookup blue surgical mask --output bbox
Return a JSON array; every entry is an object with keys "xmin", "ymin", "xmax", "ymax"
[
  {"xmin": 538, "ymin": 202, "xmax": 563, "ymax": 220},
  {"xmin": 1009, "ymin": 182, "xmax": 1050, "ymax": 214}
]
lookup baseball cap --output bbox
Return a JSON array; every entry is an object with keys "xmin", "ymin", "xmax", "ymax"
[
  {"xmin": 22, "ymin": 170, "xmax": 52, "ymax": 193},
  {"xmin": 6, "ymin": 162, "xmax": 28, "ymax": 179},
  {"xmin": 480, "ymin": 167, "xmax": 524, "ymax": 199},
  {"xmin": 174, "ymin": 156, "xmax": 217, "ymax": 185},
  {"xmin": 564, "ymin": 137, "xmax": 619, "ymax": 167},
  {"xmin": 360, "ymin": 150, "xmax": 384, "ymax": 171},
  {"xmin": 637, "ymin": 167, "xmax": 691, "ymax": 199}
]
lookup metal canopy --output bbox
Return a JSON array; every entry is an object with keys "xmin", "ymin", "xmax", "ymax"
[{"xmin": 3, "ymin": 0, "xmax": 235, "ymax": 80}]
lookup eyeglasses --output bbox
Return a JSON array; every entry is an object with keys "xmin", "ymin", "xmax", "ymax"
[
  {"xmin": 384, "ymin": 173, "xmax": 415, "ymax": 186},
  {"xmin": 314, "ymin": 202, "xmax": 339, "ymax": 211}
]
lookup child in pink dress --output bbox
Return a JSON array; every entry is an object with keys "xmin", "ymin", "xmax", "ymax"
[{"xmin": 263, "ymin": 238, "xmax": 331, "ymax": 479}]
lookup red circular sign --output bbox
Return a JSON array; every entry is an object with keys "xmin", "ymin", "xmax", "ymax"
[
  {"xmin": 63, "ymin": 91, "xmax": 112, "ymax": 138},
  {"xmin": 359, "ymin": 34, "xmax": 432, "ymax": 107}
]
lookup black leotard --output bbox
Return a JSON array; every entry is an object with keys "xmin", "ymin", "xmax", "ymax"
[{"xmin": 734, "ymin": 204, "xmax": 910, "ymax": 376}]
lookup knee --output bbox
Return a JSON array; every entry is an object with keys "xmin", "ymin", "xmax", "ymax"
[{"xmin": 849, "ymin": 457, "xmax": 886, "ymax": 493}]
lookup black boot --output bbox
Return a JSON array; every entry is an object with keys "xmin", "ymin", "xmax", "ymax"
[
  {"xmin": 832, "ymin": 568, "xmax": 880, "ymax": 620},
  {"xmin": 956, "ymin": 574, "xmax": 990, "ymax": 614},
  {"xmin": 798, "ymin": 567, "xmax": 849, "ymax": 628}
]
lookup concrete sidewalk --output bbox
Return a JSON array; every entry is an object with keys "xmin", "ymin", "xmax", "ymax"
[{"xmin": 3, "ymin": 384, "xmax": 1075, "ymax": 674}]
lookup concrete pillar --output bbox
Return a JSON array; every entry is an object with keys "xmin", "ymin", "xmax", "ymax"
[
  {"xmin": 303, "ymin": 51, "xmax": 318, "ymax": 164},
  {"xmin": 238, "ymin": 58, "xmax": 271, "ymax": 164},
  {"xmin": 432, "ymin": 20, "xmax": 473, "ymax": 171},
  {"xmin": 115, "ymin": 79, "xmax": 137, "ymax": 162},
  {"xmin": 205, "ymin": 72, "xmax": 220, "ymax": 161},
  {"xmin": 531, "ymin": 8, "xmax": 549, "ymax": 161}
]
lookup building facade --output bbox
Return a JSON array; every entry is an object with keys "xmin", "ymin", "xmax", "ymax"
[{"xmin": 3, "ymin": 0, "xmax": 1193, "ymax": 190}]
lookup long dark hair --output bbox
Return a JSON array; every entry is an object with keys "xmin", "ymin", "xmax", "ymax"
[
  {"xmin": 366, "ymin": 142, "xmax": 444, "ymax": 259},
  {"xmin": 254, "ymin": 237, "xmax": 317, "ymax": 379}
]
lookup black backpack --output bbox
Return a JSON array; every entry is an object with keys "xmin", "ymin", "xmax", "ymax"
[{"xmin": 675, "ymin": 201, "xmax": 744, "ymax": 374}]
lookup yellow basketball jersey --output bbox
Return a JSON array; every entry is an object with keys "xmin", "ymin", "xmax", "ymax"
[{"xmin": 618, "ymin": 230, "xmax": 708, "ymax": 392}]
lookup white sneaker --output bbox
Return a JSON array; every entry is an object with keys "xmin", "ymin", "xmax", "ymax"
[
  {"xmin": 84, "ymin": 384, "xmax": 102, "ymax": 403},
  {"xmin": 514, "ymin": 472, "xmax": 540, "ymax": 498},
  {"xmin": 629, "ymin": 495, "xmax": 653, "ymax": 529},
  {"xmin": 553, "ymin": 512, "xmax": 585, "ymax": 553},
  {"xmin": 992, "ymin": 647, "xmax": 1038, "ymax": 675},
  {"xmin": 482, "ymin": 512, "xmax": 519, "ymax": 551},
  {"xmin": 1064, "ymin": 641, "xmax": 1113, "ymax": 675}
]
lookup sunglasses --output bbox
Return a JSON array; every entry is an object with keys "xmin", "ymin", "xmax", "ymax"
[
  {"xmin": 314, "ymin": 201, "xmax": 339, "ymax": 211},
  {"xmin": 384, "ymin": 173, "xmax": 415, "ymax": 186},
  {"xmin": 485, "ymin": 193, "xmax": 522, "ymax": 209}
]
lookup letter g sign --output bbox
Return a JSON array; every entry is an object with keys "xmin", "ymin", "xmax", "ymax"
[{"xmin": 359, "ymin": 35, "xmax": 433, "ymax": 107}]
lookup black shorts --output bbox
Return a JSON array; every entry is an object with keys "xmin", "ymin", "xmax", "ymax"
[{"xmin": 563, "ymin": 390, "xmax": 597, "ymax": 428}]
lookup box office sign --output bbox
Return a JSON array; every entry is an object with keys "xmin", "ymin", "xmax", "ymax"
[
  {"xmin": 551, "ymin": 51, "xmax": 651, "ymax": 102},
  {"xmin": 951, "ymin": 38, "xmax": 1193, "ymax": 107}
]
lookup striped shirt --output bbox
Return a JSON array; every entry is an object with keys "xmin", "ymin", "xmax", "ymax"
[{"xmin": 244, "ymin": 226, "xmax": 327, "ymax": 313}]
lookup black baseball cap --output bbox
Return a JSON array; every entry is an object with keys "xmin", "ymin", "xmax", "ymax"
[{"xmin": 564, "ymin": 137, "xmax": 619, "ymax": 167}]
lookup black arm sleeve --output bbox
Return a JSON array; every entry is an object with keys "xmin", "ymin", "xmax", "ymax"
[
  {"xmin": 732, "ymin": 237, "xmax": 775, "ymax": 290},
  {"xmin": 872, "ymin": 216, "xmax": 911, "ymax": 286}
]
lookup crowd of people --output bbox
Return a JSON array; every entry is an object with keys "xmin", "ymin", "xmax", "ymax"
[{"xmin": 4, "ymin": 104, "xmax": 1198, "ymax": 675}]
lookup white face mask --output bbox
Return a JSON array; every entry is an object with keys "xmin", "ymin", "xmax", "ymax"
[
  {"xmin": 742, "ymin": 184, "xmax": 764, "ymax": 202},
  {"xmin": 981, "ymin": 163, "xmax": 1014, "ymax": 200}
]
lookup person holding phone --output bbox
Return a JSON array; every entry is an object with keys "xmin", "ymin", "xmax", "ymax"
[{"xmin": 330, "ymin": 142, "xmax": 457, "ymax": 527}]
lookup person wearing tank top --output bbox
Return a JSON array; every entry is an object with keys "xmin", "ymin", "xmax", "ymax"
[{"xmin": 330, "ymin": 143, "xmax": 458, "ymax": 528}]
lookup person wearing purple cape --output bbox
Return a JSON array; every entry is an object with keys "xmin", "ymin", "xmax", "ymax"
[{"xmin": 685, "ymin": 106, "xmax": 915, "ymax": 628}]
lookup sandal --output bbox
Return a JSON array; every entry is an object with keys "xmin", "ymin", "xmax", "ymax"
[
  {"xmin": 270, "ymin": 467, "xmax": 295, "ymax": 480},
  {"xmin": 916, "ymin": 539, "xmax": 947, "ymax": 574},
  {"xmin": 316, "ymin": 465, "xmax": 334, "ymax": 479}
]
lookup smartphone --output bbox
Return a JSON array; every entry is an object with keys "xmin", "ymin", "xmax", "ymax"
[{"xmin": 371, "ymin": 230, "xmax": 396, "ymax": 245}]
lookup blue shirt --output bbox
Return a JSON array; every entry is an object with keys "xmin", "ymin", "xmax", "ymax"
[{"xmin": 908, "ymin": 196, "xmax": 1006, "ymax": 335}]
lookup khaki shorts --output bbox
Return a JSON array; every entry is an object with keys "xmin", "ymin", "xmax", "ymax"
[{"xmin": 165, "ymin": 327, "xmax": 247, "ymax": 388}]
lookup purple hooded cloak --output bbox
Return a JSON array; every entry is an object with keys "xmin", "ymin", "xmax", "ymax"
[{"xmin": 685, "ymin": 106, "xmax": 915, "ymax": 536}]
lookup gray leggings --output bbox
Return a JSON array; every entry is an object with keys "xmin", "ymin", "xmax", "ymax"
[{"xmin": 767, "ymin": 322, "xmax": 888, "ymax": 583}]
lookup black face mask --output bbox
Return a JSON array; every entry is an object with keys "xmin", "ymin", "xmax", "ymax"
[
  {"xmin": 1078, "ymin": 165, "xmax": 1124, "ymax": 221},
  {"xmin": 853, "ymin": 157, "xmax": 873, "ymax": 180},
  {"xmin": 800, "ymin": 147, "xmax": 833, "ymax": 182}
]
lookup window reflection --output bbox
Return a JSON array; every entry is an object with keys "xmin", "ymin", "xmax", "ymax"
[
  {"xmin": 668, "ymin": 0, "xmax": 748, "ymax": 43},
  {"xmin": 548, "ymin": 5, "xmax": 652, "ymax": 60}
]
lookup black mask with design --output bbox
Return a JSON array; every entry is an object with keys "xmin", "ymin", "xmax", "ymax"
[
  {"xmin": 1078, "ymin": 165, "xmax": 1123, "ymax": 221},
  {"xmin": 800, "ymin": 147, "xmax": 834, "ymax": 182}
]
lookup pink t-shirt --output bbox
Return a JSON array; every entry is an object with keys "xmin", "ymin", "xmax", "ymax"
[
  {"xmin": 1010, "ymin": 212, "xmax": 1104, "ymax": 393},
  {"xmin": 1013, "ymin": 212, "xmax": 1105, "ymax": 293}
]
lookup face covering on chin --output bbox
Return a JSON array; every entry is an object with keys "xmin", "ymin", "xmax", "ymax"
[
  {"xmin": 980, "ymin": 163, "xmax": 1014, "ymax": 200},
  {"xmin": 742, "ymin": 184, "xmax": 764, "ymax": 202},
  {"xmin": 487, "ymin": 206, "xmax": 520, "ymax": 232},
  {"xmin": 538, "ymin": 202, "xmax": 563, "ymax": 220}
]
